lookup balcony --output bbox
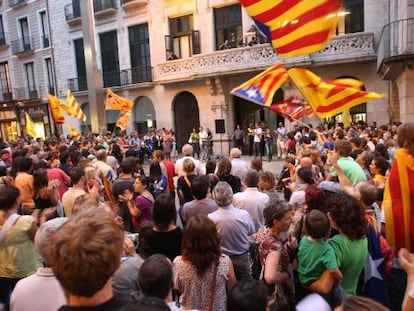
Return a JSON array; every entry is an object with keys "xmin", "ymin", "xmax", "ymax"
[
  {"xmin": 8, "ymin": 0, "xmax": 27, "ymax": 8},
  {"xmin": 94, "ymin": 0, "xmax": 117, "ymax": 18},
  {"xmin": 156, "ymin": 32, "xmax": 376, "ymax": 83},
  {"xmin": 68, "ymin": 76, "xmax": 88, "ymax": 92},
  {"xmin": 377, "ymin": 18, "xmax": 414, "ymax": 80},
  {"xmin": 12, "ymin": 87, "xmax": 39, "ymax": 100},
  {"xmin": 11, "ymin": 37, "xmax": 34, "ymax": 55},
  {"xmin": 0, "ymin": 32, "xmax": 9, "ymax": 50},
  {"xmin": 121, "ymin": 0, "xmax": 148, "ymax": 11},
  {"xmin": 64, "ymin": 3, "xmax": 81, "ymax": 26},
  {"xmin": 0, "ymin": 92, "xmax": 13, "ymax": 102},
  {"xmin": 120, "ymin": 67, "xmax": 153, "ymax": 85}
]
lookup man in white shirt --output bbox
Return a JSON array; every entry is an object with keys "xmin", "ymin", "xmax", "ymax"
[
  {"xmin": 175, "ymin": 144, "xmax": 204, "ymax": 177},
  {"xmin": 233, "ymin": 169, "xmax": 269, "ymax": 232},
  {"xmin": 253, "ymin": 123, "xmax": 263, "ymax": 157},
  {"xmin": 230, "ymin": 148, "xmax": 249, "ymax": 182}
]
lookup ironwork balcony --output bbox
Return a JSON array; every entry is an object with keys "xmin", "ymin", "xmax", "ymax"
[
  {"xmin": 42, "ymin": 36, "xmax": 50, "ymax": 48},
  {"xmin": 13, "ymin": 87, "xmax": 39, "ymax": 100},
  {"xmin": 156, "ymin": 32, "xmax": 376, "ymax": 83},
  {"xmin": 1, "ymin": 92, "xmax": 13, "ymax": 101},
  {"xmin": 64, "ymin": 2, "xmax": 81, "ymax": 25},
  {"xmin": 94, "ymin": 0, "xmax": 117, "ymax": 12},
  {"xmin": 68, "ymin": 77, "xmax": 88, "ymax": 92},
  {"xmin": 377, "ymin": 18, "xmax": 414, "ymax": 80},
  {"xmin": 121, "ymin": 0, "xmax": 148, "ymax": 10},
  {"xmin": 103, "ymin": 71, "xmax": 121, "ymax": 88},
  {"xmin": 11, "ymin": 37, "xmax": 33, "ymax": 55},
  {"xmin": 8, "ymin": 0, "xmax": 27, "ymax": 7},
  {"xmin": 120, "ymin": 67, "xmax": 153, "ymax": 85},
  {"xmin": 0, "ymin": 32, "xmax": 8, "ymax": 49}
]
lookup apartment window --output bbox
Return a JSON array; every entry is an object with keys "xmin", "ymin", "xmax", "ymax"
[
  {"xmin": 24, "ymin": 62, "xmax": 37, "ymax": 99},
  {"xmin": 18, "ymin": 17, "xmax": 31, "ymax": 50},
  {"xmin": 165, "ymin": 15, "xmax": 200, "ymax": 59},
  {"xmin": 0, "ymin": 16, "xmax": 5, "ymax": 45},
  {"xmin": 100, "ymin": 30, "xmax": 120, "ymax": 87},
  {"xmin": 214, "ymin": 4, "xmax": 242, "ymax": 50},
  {"xmin": 0, "ymin": 62, "xmax": 12, "ymax": 100},
  {"xmin": 39, "ymin": 10, "xmax": 50, "ymax": 48},
  {"xmin": 73, "ymin": 38, "xmax": 87, "ymax": 91},
  {"xmin": 44, "ymin": 58, "xmax": 54, "ymax": 95},
  {"xmin": 337, "ymin": 0, "xmax": 364, "ymax": 34},
  {"xmin": 128, "ymin": 23, "xmax": 152, "ymax": 83}
]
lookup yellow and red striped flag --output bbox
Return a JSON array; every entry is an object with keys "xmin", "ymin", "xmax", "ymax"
[
  {"xmin": 105, "ymin": 89, "xmax": 133, "ymax": 114},
  {"xmin": 383, "ymin": 148, "xmax": 414, "ymax": 252},
  {"xmin": 287, "ymin": 67, "xmax": 385, "ymax": 118},
  {"xmin": 47, "ymin": 94, "xmax": 66, "ymax": 125},
  {"xmin": 66, "ymin": 90, "xmax": 87, "ymax": 122},
  {"xmin": 231, "ymin": 63, "xmax": 288, "ymax": 107},
  {"xmin": 239, "ymin": 0, "xmax": 342, "ymax": 57}
]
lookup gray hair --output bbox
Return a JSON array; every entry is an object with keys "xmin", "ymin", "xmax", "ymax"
[
  {"xmin": 35, "ymin": 217, "xmax": 68, "ymax": 264},
  {"xmin": 182, "ymin": 144, "xmax": 194, "ymax": 156},
  {"xmin": 213, "ymin": 181, "xmax": 233, "ymax": 207},
  {"xmin": 230, "ymin": 148, "xmax": 242, "ymax": 158}
]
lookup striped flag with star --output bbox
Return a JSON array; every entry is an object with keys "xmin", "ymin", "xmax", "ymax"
[
  {"xmin": 239, "ymin": 0, "xmax": 342, "ymax": 57},
  {"xmin": 287, "ymin": 67, "xmax": 385, "ymax": 118},
  {"xmin": 383, "ymin": 148, "xmax": 414, "ymax": 253},
  {"xmin": 231, "ymin": 63, "xmax": 288, "ymax": 107},
  {"xmin": 66, "ymin": 90, "xmax": 87, "ymax": 122}
]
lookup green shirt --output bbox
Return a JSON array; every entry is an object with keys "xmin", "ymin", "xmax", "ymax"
[
  {"xmin": 329, "ymin": 233, "xmax": 368, "ymax": 295},
  {"xmin": 329, "ymin": 156, "xmax": 367, "ymax": 185},
  {"xmin": 298, "ymin": 236, "xmax": 338, "ymax": 285}
]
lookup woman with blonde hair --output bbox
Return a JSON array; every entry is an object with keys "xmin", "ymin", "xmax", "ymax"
[{"xmin": 173, "ymin": 214, "xmax": 237, "ymax": 310}]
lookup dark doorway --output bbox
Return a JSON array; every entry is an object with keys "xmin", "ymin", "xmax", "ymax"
[{"xmin": 173, "ymin": 91, "xmax": 199, "ymax": 152}]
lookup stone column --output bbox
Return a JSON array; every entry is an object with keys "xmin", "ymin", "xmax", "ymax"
[
  {"xmin": 396, "ymin": 64, "xmax": 414, "ymax": 123},
  {"xmin": 80, "ymin": 0, "xmax": 106, "ymax": 134}
]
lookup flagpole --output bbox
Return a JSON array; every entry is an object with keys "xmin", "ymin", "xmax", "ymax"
[{"xmin": 291, "ymin": 118, "xmax": 311, "ymax": 129}]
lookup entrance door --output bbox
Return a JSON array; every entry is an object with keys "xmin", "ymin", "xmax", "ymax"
[{"xmin": 173, "ymin": 91, "xmax": 199, "ymax": 152}]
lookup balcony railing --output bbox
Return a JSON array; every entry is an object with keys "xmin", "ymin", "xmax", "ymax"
[
  {"xmin": 94, "ymin": 0, "xmax": 117, "ymax": 12},
  {"xmin": 42, "ymin": 36, "xmax": 50, "ymax": 48},
  {"xmin": 68, "ymin": 76, "xmax": 88, "ymax": 92},
  {"xmin": 0, "ymin": 32, "xmax": 7, "ymax": 47},
  {"xmin": 156, "ymin": 32, "xmax": 376, "ymax": 83},
  {"xmin": 8, "ymin": 0, "xmax": 27, "ymax": 7},
  {"xmin": 11, "ymin": 37, "xmax": 33, "ymax": 54},
  {"xmin": 120, "ymin": 67, "xmax": 153, "ymax": 85},
  {"xmin": 64, "ymin": 3, "xmax": 81, "ymax": 21},
  {"xmin": 10, "ymin": 87, "xmax": 39, "ymax": 100},
  {"xmin": 377, "ymin": 18, "xmax": 414, "ymax": 79},
  {"xmin": 121, "ymin": 0, "xmax": 148, "ymax": 10}
]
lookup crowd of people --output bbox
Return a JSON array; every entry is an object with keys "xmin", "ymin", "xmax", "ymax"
[{"xmin": 0, "ymin": 120, "xmax": 413, "ymax": 311}]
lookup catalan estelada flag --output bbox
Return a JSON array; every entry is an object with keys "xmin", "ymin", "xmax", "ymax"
[
  {"xmin": 383, "ymin": 148, "xmax": 414, "ymax": 252},
  {"xmin": 287, "ymin": 67, "xmax": 385, "ymax": 118},
  {"xmin": 231, "ymin": 63, "xmax": 288, "ymax": 107},
  {"xmin": 67, "ymin": 90, "xmax": 87, "ymax": 122},
  {"xmin": 239, "ymin": 0, "xmax": 342, "ymax": 57},
  {"xmin": 47, "ymin": 94, "xmax": 66, "ymax": 125},
  {"xmin": 105, "ymin": 89, "xmax": 133, "ymax": 114},
  {"xmin": 268, "ymin": 96, "xmax": 312, "ymax": 121}
]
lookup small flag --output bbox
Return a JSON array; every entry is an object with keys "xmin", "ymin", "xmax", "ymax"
[
  {"xmin": 67, "ymin": 122, "xmax": 82, "ymax": 140},
  {"xmin": 105, "ymin": 89, "xmax": 133, "ymax": 114},
  {"xmin": 115, "ymin": 112, "xmax": 131, "ymax": 132},
  {"xmin": 231, "ymin": 63, "xmax": 288, "ymax": 107},
  {"xmin": 239, "ymin": 0, "xmax": 342, "ymax": 57},
  {"xmin": 67, "ymin": 90, "xmax": 87, "ymax": 122},
  {"xmin": 47, "ymin": 94, "xmax": 66, "ymax": 125},
  {"xmin": 287, "ymin": 67, "xmax": 385, "ymax": 118},
  {"xmin": 268, "ymin": 96, "xmax": 312, "ymax": 121},
  {"xmin": 25, "ymin": 113, "xmax": 36, "ymax": 138}
]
